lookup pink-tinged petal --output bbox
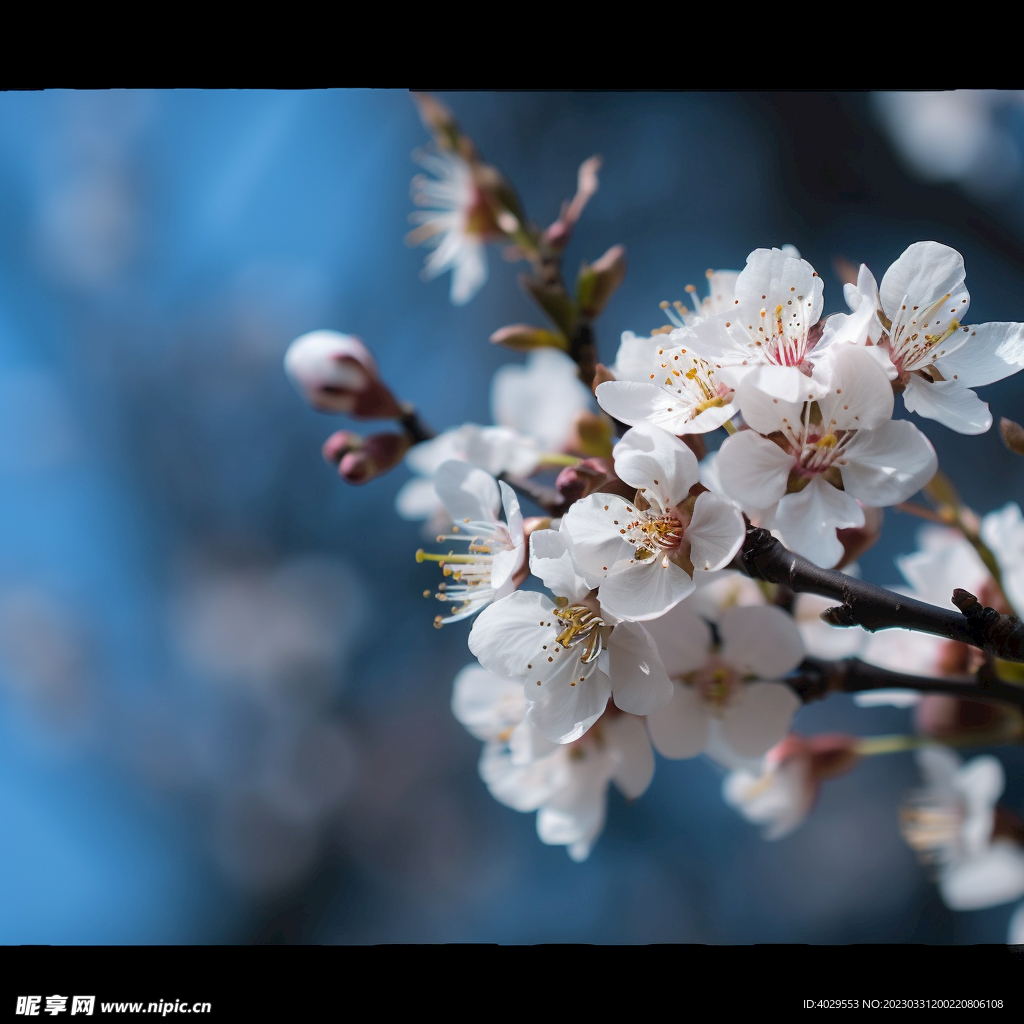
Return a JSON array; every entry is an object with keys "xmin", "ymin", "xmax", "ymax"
[
  {"xmin": 939, "ymin": 841, "xmax": 1024, "ymax": 910},
  {"xmin": 935, "ymin": 321, "xmax": 1024, "ymax": 388},
  {"xmin": 716, "ymin": 431, "xmax": 795, "ymax": 510},
  {"xmin": 719, "ymin": 681, "xmax": 801, "ymax": 758},
  {"xmin": 642, "ymin": 605, "xmax": 713, "ymax": 677},
  {"xmin": 734, "ymin": 247, "xmax": 824, "ymax": 327},
  {"xmin": 479, "ymin": 744, "xmax": 566, "ymax": 812},
  {"xmin": 607, "ymin": 620, "xmax": 674, "ymax": 715},
  {"xmin": 734, "ymin": 377, "xmax": 805, "ymax": 435},
  {"xmin": 607, "ymin": 714, "xmax": 655, "ymax": 799},
  {"xmin": 840, "ymin": 420, "xmax": 938, "ymax": 505},
  {"xmin": 879, "ymin": 241, "xmax": 968, "ymax": 320},
  {"xmin": 774, "ymin": 478, "xmax": 864, "ymax": 568},
  {"xmin": 816, "ymin": 345, "xmax": 894, "ymax": 431},
  {"xmin": 529, "ymin": 528, "xmax": 591, "ymax": 603},
  {"xmin": 468, "ymin": 591, "xmax": 555, "ymax": 679},
  {"xmin": 686, "ymin": 491, "xmax": 746, "ymax": 572},
  {"xmin": 451, "ymin": 662, "xmax": 526, "ymax": 742},
  {"xmin": 434, "ymin": 460, "xmax": 500, "ymax": 523},
  {"xmin": 612, "ymin": 423, "xmax": 699, "ymax": 505},
  {"xmin": 902, "ymin": 376, "xmax": 991, "ymax": 435},
  {"xmin": 560, "ymin": 493, "xmax": 636, "ymax": 579},
  {"xmin": 525, "ymin": 656, "xmax": 611, "ymax": 745},
  {"xmin": 597, "ymin": 557, "xmax": 695, "ymax": 623},
  {"xmin": 646, "ymin": 681, "xmax": 709, "ymax": 759},
  {"xmin": 720, "ymin": 605, "xmax": 804, "ymax": 677}
]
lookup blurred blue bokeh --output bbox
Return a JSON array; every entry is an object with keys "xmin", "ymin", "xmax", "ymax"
[{"xmin": 1, "ymin": 90, "xmax": 1023, "ymax": 944}]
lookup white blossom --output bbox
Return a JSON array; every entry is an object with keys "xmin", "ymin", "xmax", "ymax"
[
  {"xmin": 644, "ymin": 604, "xmax": 803, "ymax": 762},
  {"xmin": 561, "ymin": 423, "xmax": 745, "ymax": 621}
]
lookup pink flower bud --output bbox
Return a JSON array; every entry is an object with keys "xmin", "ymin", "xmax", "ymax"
[
  {"xmin": 337, "ymin": 432, "xmax": 411, "ymax": 485},
  {"xmin": 284, "ymin": 330, "xmax": 403, "ymax": 419},
  {"xmin": 321, "ymin": 430, "xmax": 363, "ymax": 466}
]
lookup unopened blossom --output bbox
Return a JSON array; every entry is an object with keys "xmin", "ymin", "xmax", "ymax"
[
  {"xmin": 902, "ymin": 747, "xmax": 1024, "ymax": 910},
  {"xmin": 284, "ymin": 330, "xmax": 402, "ymax": 418},
  {"xmin": 716, "ymin": 345, "xmax": 937, "ymax": 567},
  {"xmin": 561, "ymin": 423, "xmax": 745, "ymax": 621},
  {"xmin": 407, "ymin": 149, "xmax": 501, "ymax": 305},
  {"xmin": 468, "ymin": 529, "xmax": 673, "ymax": 743},
  {"xmin": 723, "ymin": 733, "xmax": 861, "ymax": 840},
  {"xmin": 417, "ymin": 461, "xmax": 525, "ymax": 626},
  {"xmin": 644, "ymin": 604, "xmax": 803, "ymax": 762},
  {"xmin": 596, "ymin": 326, "xmax": 736, "ymax": 436},
  {"xmin": 850, "ymin": 241, "xmax": 1024, "ymax": 434}
]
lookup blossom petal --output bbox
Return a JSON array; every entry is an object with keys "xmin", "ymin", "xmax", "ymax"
[
  {"xmin": 646, "ymin": 681, "xmax": 709, "ymax": 759},
  {"xmin": 816, "ymin": 345, "xmax": 895, "ymax": 431},
  {"xmin": 451, "ymin": 662, "xmax": 526, "ymax": 742},
  {"xmin": 840, "ymin": 420, "xmax": 938, "ymax": 505},
  {"xmin": 716, "ymin": 430, "xmax": 795, "ymax": 510},
  {"xmin": 686, "ymin": 491, "xmax": 746, "ymax": 572},
  {"xmin": 537, "ymin": 774, "xmax": 608, "ymax": 855},
  {"xmin": 606, "ymin": 620, "xmax": 674, "ymax": 715},
  {"xmin": 529, "ymin": 528, "xmax": 591, "ymax": 602},
  {"xmin": 734, "ymin": 247, "xmax": 824, "ymax": 328},
  {"xmin": 934, "ymin": 321, "xmax": 1024, "ymax": 388},
  {"xmin": 719, "ymin": 681, "xmax": 801, "ymax": 759},
  {"xmin": 774, "ymin": 478, "xmax": 864, "ymax": 568},
  {"xmin": 560, "ymin": 493, "xmax": 636, "ymax": 580},
  {"xmin": 607, "ymin": 714, "xmax": 655, "ymax": 799},
  {"xmin": 734, "ymin": 378, "xmax": 806, "ymax": 435},
  {"xmin": 879, "ymin": 241, "xmax": 968, "ymax": 320},
  {"xmin": 596, "ymin": 380, "xmax": 733, "ymax": 435},
  {"xmin": 719, "ymin": 605, "xmax": 805, "ymax": 678},
  {"xmin": 468, "ymin": 591, "xmax": 555, "ymax": 679},
  {"xmin": 479, "ymin": 743, "xmax": 566, "ymax": 811},
  {"xmin": 395, "ymin": 477, "xmax": 441, "ymax": 520},
  {"xmin": 902, "ymin": 375, "xmax": 992, "ymax": 435},
  {"xmin": 939, "ymin": 840, "xmax": 1024, "ymax": 910},
  {"xmin": 434, "ymin": 460, "xmax": 501, "ymax": 523},
  {"xmin": 612, "ymin": 423, "xmax": 699, "ymax": 506},
  {"xmin": 597, "ymin": 557, "xmax": 695, "ymax": 622},
  {"xmin": 449, "ymin": 241, "xmax": 487, "ymax": 306},
  {"xmin": 525, "ymin": 656, "xmax": 611, "ymax": 745},
  {"xmin": 642, "ymin": 603, "xmax": 713, "ymax": 677}
]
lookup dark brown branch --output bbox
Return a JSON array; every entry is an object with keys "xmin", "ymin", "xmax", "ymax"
[
  {"xmin": 739, "ymin": 526, "xmax": 1024, "ymax": 664},
  {"xmin": 398, "ymin": 407, "xmax": 435, "ymax": 445},
  {"xmin": 788, "ymin": 656, "xmax": 1024, "ymax": 715}
]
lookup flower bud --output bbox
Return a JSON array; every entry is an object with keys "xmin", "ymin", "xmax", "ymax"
[
  {"xmin": 590, "ymin": 362, "xmax": 616, "ymax": 395},
  {"xmin": 337, "ymin": 432, "xmax": 411, "ymax": 485},
  {"xmin": 285, "ymin": 330, "xmax": 403, "ymax": 419},
  {"xmin": 556, "ymin": 458, "xmax": 632, "ymax": 505},
  {"xmin": 577, "ymin": 245, "xmax": 627, "ymax": 319},
  {"xmin": 322, "ymin": 430, "xmax": 363, "ymax": 466},
  {"xmin": 489, "ymin": 324, "xmax": 569, "ymax": 353},
  {"xmin": 1000, "ymin": 417, "xmax": 1024, "ymax": 456}
]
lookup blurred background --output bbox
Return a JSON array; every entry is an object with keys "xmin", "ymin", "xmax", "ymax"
[{"xmin": 1, "ymin": 90, "xmax": 1023, "ymax": 944}]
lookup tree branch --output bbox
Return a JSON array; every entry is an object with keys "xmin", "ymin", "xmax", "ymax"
[
  {"xmin": 788, "ymin": 655, "xmax": 1024, "ymax": 716},
  {"xmin": 739, "ymin": 526, "xmax": 1024, "ymax": 664}
]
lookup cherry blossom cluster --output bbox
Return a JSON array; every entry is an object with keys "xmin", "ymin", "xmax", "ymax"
[{"xmin": 283, "ymin": 93, "xmax": 1024, "ymax": 941}]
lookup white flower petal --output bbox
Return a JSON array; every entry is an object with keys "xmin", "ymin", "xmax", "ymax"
[
  {"xmin": 395, "ymin": 477, "xmax": 441, "ymax": 520},
  {"xmin": 686, "ymin": 491, "xmax": 746, "ymax": 572},
  {"xmin": 735, "ymin": 247, "xmax": 824, "ymax": 327},
  {"xmin": 719, "ymin": 681, "xmax": 801, "ymax": 759},
  {"xmin": 433, "ymin": 460, "xmax": 501, "ymax": 523},
  {"xmin": 917, "ymin": 746, "xmax": 962, "ymax": 792},
  {"xmin": 646, "ymin": 681, "xmax": 710, "ymax": 759},
  {"xmin": 643, "ymin": 604, "xmax": 713, "ymax": 677},
  {"xmin": 451, "ymin": 662, "xmax": 526, "ymax": 742},
  {"xmin": 940, "ymin": 841, "xmax": 1024, "ymax": 910},
  {"xmin": 528, "ymin": 528, "xmax": 591, "ymax": 603},
  {"xmin": 774, "ymin": 477, "xmax": 864, "ymax": 568},
  {"xmin": 934, "ymin": 320, "xmax": 1024, "ymax": 389},
  {"xmin": 840, "ymin": 419, "xmax": 938, "ymax": 505},
  {"xmin": 612, "ymin": 423, "xmax": 699, "ymax": 505},
  {"xmin": 525, "ymin": 655, "xmax": 611, "ymax": 745},
  {"xmin": 879, "ymin": 241, "xmax": 968, "ymax": 321},
  {"xmin": 449, "ymin": 241, "xmax": 487, "ymax": 306},
  {"xmin": 719, "ymin": 605, "xmax": 805, "ymax": 678},
  {"xmin": 468, "ymin": 591, "xmax": 555, "ymax": 679},
  {"xmin": 607, "ymin": 714, "xmax": 655, "ymax": 799},
  {"xmin": 537, "ymin": 775, "xmax": 608, "ymax": 852},
  {"xmin": 901, "ymin": 375, "xmax": 992, "ymax": 435},
  {"xmin": 733, "ymin": 378, "xmax": 806, "ymax": 435},
  {"xmin": 508, "ymin": 720, "xmax": 559, "ymax": 765},
  {"xmin": 606, "ymin": 620, "xmax": 674, "ymax": 715},
  {"xmin": 716, "ymin": 430, "xmax": 795, "ymax": 510},
  {"xmin": 479, "ymin": 743, "xmax": 566, "ymax": 812},
  {"xmin": 597, "ymin": 557, "xmax": 695, "ymax": 622},
  {"xmin": 596, "ymin": 380, "xmax": 733, "ymax": 435},
  {"xmin": 816, "ymin": 345, "xmax": 895, "ymax": 432}
]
